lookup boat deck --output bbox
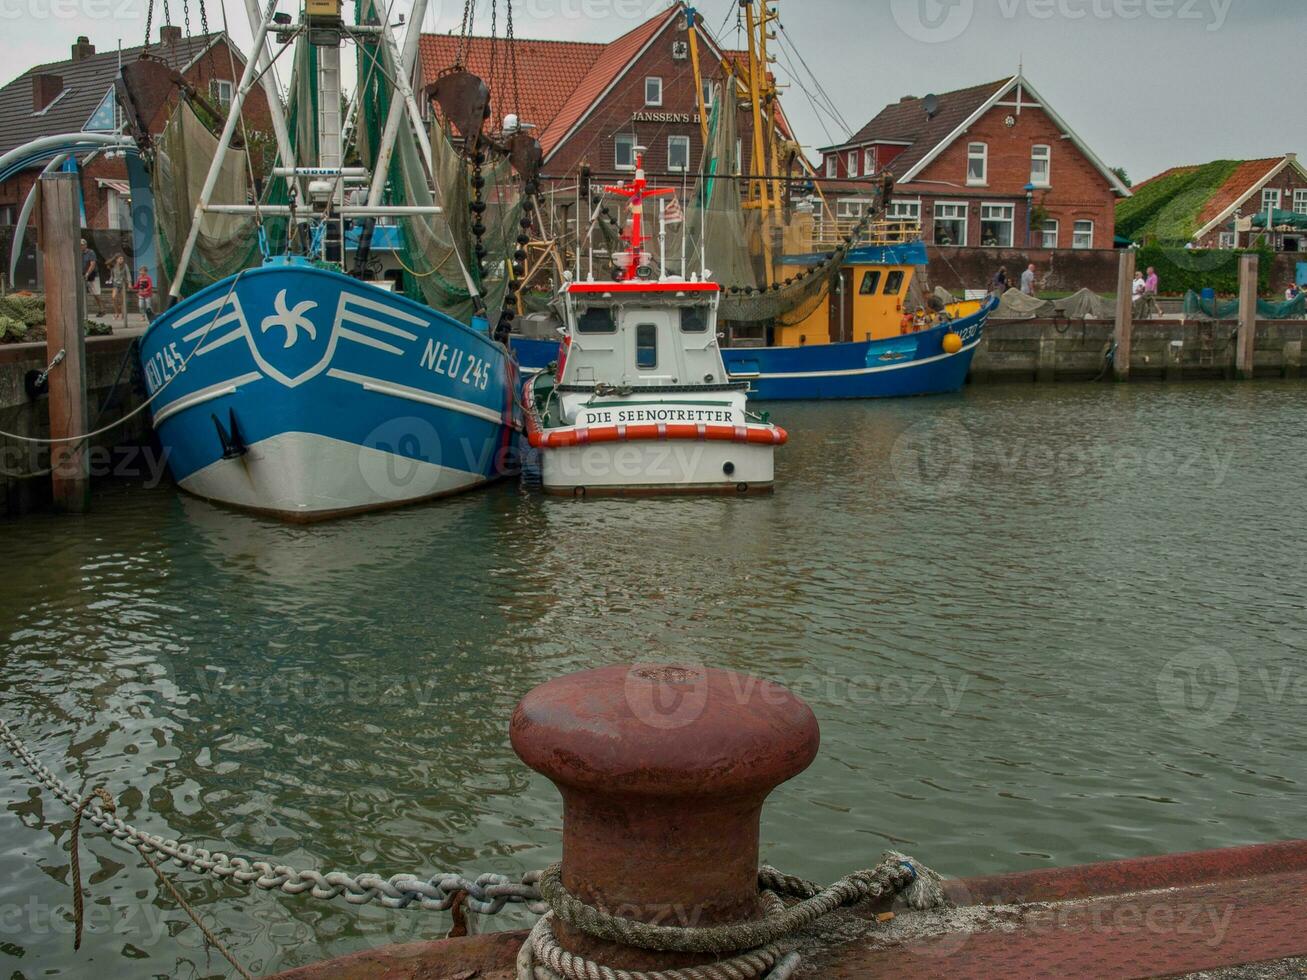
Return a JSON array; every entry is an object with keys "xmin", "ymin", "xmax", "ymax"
[{"xmin": 272, "ymin": 840, "xmax": 1307, "ymax": 979}]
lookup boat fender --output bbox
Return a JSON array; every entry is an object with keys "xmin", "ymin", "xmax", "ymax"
[{"xmin": 942, "ymin": 332, "xmax": 963, "ymax": 354}]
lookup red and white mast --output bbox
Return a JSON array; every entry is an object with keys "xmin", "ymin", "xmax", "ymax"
[{"xmin": 604, "ymin": 149, "xmax": 674, "ymax": 281}]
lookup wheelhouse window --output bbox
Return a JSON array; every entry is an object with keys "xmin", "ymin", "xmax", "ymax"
[
  {"xmin": 980, "ymin": 203, "xmax": 1015, "ymax": 247},
  {"xmin": 883, "ymin": 270, "xmax": 905, "ymax": 295},
  {"xmin": 1041, "ymin": 219, "xmax": 1059, "ymax": 249},
  {"xmin": 967, "ymin": 142, "xmax": 988, "ymax": 185},
  {"xmin": 681, "ymin": 307, "xmax": 710, "ymax": 332},
  {"xmin": 1031, "ymin": 144, "xmax": 1051, "ymax": 187},
  {"xmin": 636, "ymin": 323, "xmax": 658, "ymax": 368},
  {"xmin": 645, "ymin": 76, "xmax": 663, "ymax": 106},
  {"xmin": 668, "ymin": 135, "xmax": 690, "ymax": 173},
  {"xmin": 615, "ymin": 133, "xmax": 636, "ymax": 171},
  {"xmin": 1072, "ymin": 219, "xmax": 1094, "ymax": 249},
  {"xmin": 576, "ymin": 308, "xmax": 616, "ymax": 333},
  {"xmin": 859, "ymin": 270, "xmax": 882, "ymax": 295},
  {"xmin": 933, "ymin": 202, "xmax": 967, "ymax": 246}
]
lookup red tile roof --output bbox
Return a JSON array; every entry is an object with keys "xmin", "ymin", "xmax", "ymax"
[
  {"xmin": 536, "ymin": 7, "xmax": 680, "ymax": 154},
  {"xmin": 419, "ymin": 33, "xmax": 603, "ymax": 137},
  {"xmin": 1196, "ymin": 158, "xmax": 1285, "ymax": 228}
]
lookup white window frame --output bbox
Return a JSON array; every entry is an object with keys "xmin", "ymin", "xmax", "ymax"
[
  {"xmin": 644, "ymin": 76, "xmax": 663, "ymax": 107},
  {"xmin": 886, "ymin": 199, "xmax": 921, "ymax": 223},
  {"xmin": 1218, "ymin": 231, "xmax": 1237, "ymax": 249},
  {"xmin": 826, "ymin": 154, "xmax": 837, "ymax": 178},
  {"xmin": 847, "ymin": 151, "xmax": 858, "ymax": 177},
  {"xmin": 933, "ymin": 201, "xmax": 968, "ymax": 247},
  {"xmin": 701, "ymin": 79, "xmax": 715, "ymax": 110},
  {"xmin": 667, "ymin": 135, "xmax": 690, "ymax": 173},
  {"xmin": 1072, "ymin": 219, "xmax": 1094, "ymax": 250},
  {"xmin": 980, "ymin": 203, "xmax": 1015, "ymax": 247},
  {"xmin": 1031, "ymin": 144, "xmax": 1051, "ymax": 188},
  {"xmin": 864, "ymin": 148, "xmax": 875, "ymax": 176},
  {"xmin": 1041, "ymin": 218, "xmax": 1059, "ymax": 249},
  {"xmin": 1295, "ymin": 189, "xmax": 1307, "ymax": 215},
  {"xmin": 211, "ymin": 78, "xmax": 233, "ymax": 109},
  {"xmin": 1262, "ymin": 188, "xmax": 1281, "ymax": 211},
  {"xmin": 615, "ymin": 133, "xmax": 636, "ymax": 171},
  {"xmin": 836, "ymin": 198, "xmax": 866, "ymax": 220},
  {"xmin": 105, "ymin": 187, "xmax": 130, "ymax": 230},
  {"xmin": 967, "ymin": 142, "xmax": 988, "ymax": 186}
]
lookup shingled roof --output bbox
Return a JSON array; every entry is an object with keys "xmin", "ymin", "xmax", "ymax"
[
  {"xmin": 0, "ymin": 31, "xmax": 225, "ymax": 158},
  {"xmin": 838, "ymin": 78, "xmax": 1010, "ymax": 178}
]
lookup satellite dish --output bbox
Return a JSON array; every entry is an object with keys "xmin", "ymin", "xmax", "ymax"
[{"xmin": 923, "ymin": 94, "xmax": 940, "ymax": 119}]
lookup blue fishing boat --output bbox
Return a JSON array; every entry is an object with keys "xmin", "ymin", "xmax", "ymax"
[{"xmin": 140, "ymin": 262, "xmax": 517, "ymax": 520}]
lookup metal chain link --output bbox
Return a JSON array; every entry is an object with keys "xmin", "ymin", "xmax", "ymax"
[{"xmin": 0, "ymin": 717, "xmax": 546, "ymax": 916}]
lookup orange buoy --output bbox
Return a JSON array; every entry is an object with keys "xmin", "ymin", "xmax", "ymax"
[{"xmin": 942, "ymin": 332, "xmax": 964, "ymax": 354}]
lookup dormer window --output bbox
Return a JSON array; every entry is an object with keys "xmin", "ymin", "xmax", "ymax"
[
  {"xmin": 826, "ymin": 155, "xmax": 837, "ymax": 178},
  {"xmin": 864, "ymin": 149, "xmax": 875, "ymax": 176},
  {"xmin": 967, "ymin": 142, "xmax": 988, "ymax": 185},
  {"xmin": 644, "ymin": 76, "xmax": 663, "ymax": 107},
  {"xmin": 847, "ymin": 151, "xmax": 858, "ymax": 177}
]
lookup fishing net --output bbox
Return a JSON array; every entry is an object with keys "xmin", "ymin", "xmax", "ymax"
[
  {"xmin": 1183, "ymin": 289, "xmax": 1306, "ymax": 319},
  {"xmin": 152, "ymin": 102, "xmax": 262, "ymax": 296},
  {"xmin": 1054, "ymin": 287, "xmax": 1112, "ymax": 319},
  {"xmin": 993, "ymin": 288, "xmax": 1054, "ymax": 319}
]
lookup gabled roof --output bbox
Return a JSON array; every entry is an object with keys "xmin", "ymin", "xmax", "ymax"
[
  {"xmin": 0, "ymin": 31, "xmax": 226, "ymax": 157},
  {"xmin": 827, "ymin": 73, "xmax": 1131, "ymax": 198},
  {"xmin": 1119, "ymin": 156, "xmax": 1303, "ymax": 242},
  {"xmin": 537, "ymin": 6, "xmax": 681, "ymax": 158},
  {"xmin": 418, "ymin": 33, "xmax": 604, "ymax": 137}
]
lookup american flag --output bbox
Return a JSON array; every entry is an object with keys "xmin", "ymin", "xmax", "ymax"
[{"xmin": 663, "ymin": 194, "xmax": 684, "ymax": 226}]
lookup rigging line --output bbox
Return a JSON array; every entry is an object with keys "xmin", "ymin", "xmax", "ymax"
[
  {"xmin": 771, "ymin": 42, "xmax": 836, "ymax": 148},
  {"xmin": 775, "ymin": 24, "xmax": 852, "ymax": 138},
  {"xmin": 217, "ymin": 0, "xmax": 261, "ymax": 223}
]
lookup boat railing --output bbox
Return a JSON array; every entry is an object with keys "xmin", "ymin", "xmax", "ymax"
[{"xmin": 809, "ymin": 218, "xmax": 923, "ymax": 250}]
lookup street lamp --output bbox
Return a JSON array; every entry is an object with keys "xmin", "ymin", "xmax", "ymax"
[{"xmin": 1024, "ymin": 182, "xmax": 1036, "ymax": 247}]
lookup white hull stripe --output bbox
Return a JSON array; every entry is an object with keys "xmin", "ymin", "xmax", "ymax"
[
  {"xmin": 326, "ymin": 369, "xmax": 505, "ymax": 425},
  {"xmin": 729, "ymin": 338, "xmax": 981, "ymax": 381},
  {"xmin": 153, "ymin": 372, "xmax": 264, "ymax": 426}
]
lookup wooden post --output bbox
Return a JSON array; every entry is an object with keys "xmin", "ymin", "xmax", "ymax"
[
  {"xmin": 1113, "ymin": 250, "xmax": 1135, "ymax": 381},
  {"xmin": 1236, "ymin": 253, "xmax": 1258, "ymax": 380},
  {"xmin": 38, "ymin": 173, "xmax": 89, "ymax": 513}
]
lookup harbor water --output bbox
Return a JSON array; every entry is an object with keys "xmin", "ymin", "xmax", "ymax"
[{"xmin": 2, "ymin": 381, "xmax": 1305, "ymax": 977}]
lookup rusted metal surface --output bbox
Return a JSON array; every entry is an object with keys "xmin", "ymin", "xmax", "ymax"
[
  {"xmin": 426, "ymin": 70, "xmax": 491, "ymax": 142},
  {"xmin": 509, "ymin": 664, "xmax": 820, "ymax": 969},
  {"xmin": 272, "ymin": 840, "xmax": 1307, "ymax": 979}
]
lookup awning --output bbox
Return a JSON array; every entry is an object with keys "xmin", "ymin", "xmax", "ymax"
[{"xmin": 95, "ymin": 177, "xmax": 131, "ymax": 197}]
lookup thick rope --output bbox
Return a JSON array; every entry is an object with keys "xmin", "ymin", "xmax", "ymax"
[{"xmin": 536, "ymin": 857, "xmax": 940, "ymax": 956}]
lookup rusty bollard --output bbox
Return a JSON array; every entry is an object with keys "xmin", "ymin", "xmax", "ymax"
[{"xmin": 510, "ymin": 664, "xmax": 820, "ymax": 969}]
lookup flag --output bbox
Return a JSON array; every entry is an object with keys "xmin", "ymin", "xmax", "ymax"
[{"xmin": 663, "ymin": 194, "xmax": 684, "ymax": 225}]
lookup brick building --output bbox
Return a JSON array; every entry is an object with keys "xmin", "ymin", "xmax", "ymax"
[
  {"xmin": 817, "ymin": 74, "xmax": 1129, "ymax": 251},
  {"xmin": 0, "ymin": 26, "xmax": 272, "ymax": 231},
  {"xmin": 1121, "ymin": 155, "xmax": 1307, "ymax": 250},
  {"xmin": 420, "ymin": 3, "xmax": 794, "ymax": 182}
]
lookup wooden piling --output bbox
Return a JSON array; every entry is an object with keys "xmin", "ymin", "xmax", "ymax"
[
  {"xmin": 38, "ymin": 173, "xmax": 89, "ymax": 513},
  {"xmin": 1284, "ymin": 340, "xmax": 1302, "ymax": 380},
  {"xmin": 1236, "ymin": 254, "xmax": 1258, "ymax": 380},
  {"xmin": 1113, "ymin": 250, "xmax": 1135, "ymax": 382}
]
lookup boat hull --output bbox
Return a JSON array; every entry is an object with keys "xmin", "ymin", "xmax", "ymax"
[
  {"xmin": 720, "ymin": 300, "xmax": 994, "ymax": 401},
  {"xmin": 539, "ymin": 439, "xmax": 775, "ymax": 496},
  {"xmin": 139, "ymin": 264, "xmax": 519, "ymax": 521}
]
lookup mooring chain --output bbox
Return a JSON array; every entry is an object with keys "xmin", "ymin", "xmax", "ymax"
[
  {"xmin": 518, "ymin": 855, "xmax": 946, "ymax": 980},
  {"xmin": 0, "ymin": 718, "xmax": 545, "ymax": 915}
]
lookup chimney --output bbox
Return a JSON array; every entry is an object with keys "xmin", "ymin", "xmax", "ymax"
[
  {"xmin": 160, "ymin": 24, "xmax": 182, "ymax": 44},
  {"xmin": 71, "ymin": 35, "xmax": 95, "ymax": 61},
  {"xmin": 31, "ymin": 73, "xmax": 64, "ymax": 113},
  {"xmin": 900, "ymin": 95, "xmax": 916, "ymax": 103}
]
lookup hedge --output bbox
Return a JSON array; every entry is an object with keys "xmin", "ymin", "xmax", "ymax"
[{"xmin": 1136, "ymin": 244, "xmax": 1272, "ymax": 296}]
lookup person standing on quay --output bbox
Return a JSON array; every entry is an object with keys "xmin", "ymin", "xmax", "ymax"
[
  {"xmin": 1021, "ymin": 263, "xmax": 1037, "ymax": 296},
  {"xmin": 81, "ymin": 239, "xmax": 105, "ymax": 317},
  {"xmin": 1145, "ymin": 266, "xmax": 1160, "ymax": 296},
  {"xmin": 110, "ymin": 254, "xmax": 129, "ymax": 321}
]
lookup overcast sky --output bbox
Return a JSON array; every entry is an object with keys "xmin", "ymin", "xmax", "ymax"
[{"xmin": 6, "ymin": 0, "xmax": 1300, "ymax": 182}]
